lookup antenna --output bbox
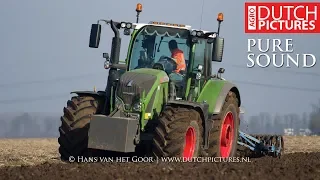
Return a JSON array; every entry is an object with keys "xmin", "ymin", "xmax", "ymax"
[{"xmin": 199, "ymin": 0, "xmax": 205, "ymax": 29}]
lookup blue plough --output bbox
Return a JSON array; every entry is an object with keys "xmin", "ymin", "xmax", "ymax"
[{"xmin": 237, "ymin": 131, "xmax": 284, "ymax": 158}]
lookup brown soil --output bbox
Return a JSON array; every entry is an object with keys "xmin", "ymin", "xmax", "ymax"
[{"xmin": 0, "ymin": 136, "xmax": 319, "ymax": 180}]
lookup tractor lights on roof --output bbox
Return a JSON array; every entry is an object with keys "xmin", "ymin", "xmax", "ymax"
[
  {"xmin": 196, "ymin": 31, "xmax": 203, "ymax": 36},
  {"xmin": 190, "ymin": 30, "xmax": 204, "ymax": 37},
  {"xmin": 126, "ymin": 23, "xmax": 132, "ymax": 28},
  {"xmin": 120, "ymin": 22, "xmax": 132, "ymax": 35},
  {"xmin": 120, "ymin": 22, "xmax": 132, "ymax": 29}
]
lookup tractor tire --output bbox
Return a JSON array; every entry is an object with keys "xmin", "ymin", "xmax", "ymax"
[
  {"xmin": 207, "ymin": 91, "xmax": 240, "ymax": 157},
  {"xmin": 58, "ymin": 95, "xmax": 101, "ymax": 161},
  {"xmin": 152, "ymin": 106, "xmax": 203, "ymax": 159}
]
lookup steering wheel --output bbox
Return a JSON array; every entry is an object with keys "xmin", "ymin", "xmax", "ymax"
[
  {"xmin": 159, "ymin": 56, "xmax": 177, "ymax": 66},
  {"xmin": 152, "ymin": 56, "xmax": 177, "ymax": 74}
]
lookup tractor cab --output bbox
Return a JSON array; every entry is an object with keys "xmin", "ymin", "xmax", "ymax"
[
  {"xmin": 133, "ymin": 22, "xmax": 223, "ymax": 100},
  {"xmin": 126, "ymin": 22, "xmax": 204, "ymax": 100},
  {"xmin": 128, "ymin": 23, "xmax": 190, "ymax": 74}
]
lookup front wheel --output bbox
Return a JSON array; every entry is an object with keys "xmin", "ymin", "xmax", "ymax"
[
  {"xmin": 207, "ymin": 91, "xmax": 240, "ymax": 157},
  {"xmin": 152, "ymin": 106, "xmax": 203, "ymax": 159},
  {"xmin": 58, "ymin": 96, "xmax": 100, "ymax": 161}
]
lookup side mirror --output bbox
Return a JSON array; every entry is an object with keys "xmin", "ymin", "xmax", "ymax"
[
  {"xmin": 89, "ymin": 24, "xmax": 102, "ymax": 48},
  {"xmin": 212, "ymin": 37, "xmax": 224, "ymax": 62}
]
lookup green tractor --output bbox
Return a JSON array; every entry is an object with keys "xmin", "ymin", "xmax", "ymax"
[{"xmin": 58, "ymin": 4, "xmax": 243, "ymax": 160}]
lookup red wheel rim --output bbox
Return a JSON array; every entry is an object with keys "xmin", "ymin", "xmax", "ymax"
[
  {"xmin": 183, "ymin": 126, "xmax": 196, "ymax": 159},
  {"xmin": 220, "ymin": 112, "xmax": 234, "ymax": 158}
]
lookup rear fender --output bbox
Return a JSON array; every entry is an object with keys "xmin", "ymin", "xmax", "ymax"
[
  {"xmin": 197, "ymin": 80, "xmax": 241, "ymax": 115},
  {"xmin": 212, "ymin": 82, "xmax": 241, "ymax": 114}
]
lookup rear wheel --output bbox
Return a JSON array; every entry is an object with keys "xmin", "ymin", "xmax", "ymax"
[
  {"xmin": 58, "ymin": 95, "xmax": 101, "ymax": 161},
  {"xmin": 207, "ymin": 91, "xmax": 240, "ymax": 157},
  {"xmin": 152, "ymin": 106, "xmax": 203, "ymax": 159}
]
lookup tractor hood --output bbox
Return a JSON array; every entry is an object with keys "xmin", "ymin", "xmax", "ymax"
[{"xmin": 116, "ymin": 68, "xmax": 169, "ymax": 111}]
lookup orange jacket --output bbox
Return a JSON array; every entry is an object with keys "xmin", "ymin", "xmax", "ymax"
[{"xmin": 171, "ymin": 48, "xmax": 186, "ymax": 73}]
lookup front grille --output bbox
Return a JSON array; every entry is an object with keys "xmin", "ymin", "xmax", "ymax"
[{"xmin": 116, "ymin": 72, "xmax": 157, "ymax": 107}]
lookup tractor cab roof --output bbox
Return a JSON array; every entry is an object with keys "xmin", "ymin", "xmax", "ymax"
[
  {"xmin": 133, "ymin": 21, "xmax": 192, "ymax": 30},
  {"xmin": 132, "ymin": 21, "xmax": 216, "ymax": 38}
]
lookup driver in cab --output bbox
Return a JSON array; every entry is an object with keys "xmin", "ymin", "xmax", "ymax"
[{"xmin": 168, "ymin": 40, "xmax": 186, "ymax": 74}]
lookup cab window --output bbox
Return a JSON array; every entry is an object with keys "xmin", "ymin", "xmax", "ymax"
[{"xmin": 192, "ymin": 39, "xmax": 206, "ymax": 74}]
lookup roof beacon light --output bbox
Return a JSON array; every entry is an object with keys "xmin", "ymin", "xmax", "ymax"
[
  {"xmin": 217, "ymin": 13, "xmax": 223, "ymax": 22},
  {"xmin": 136, "ymin": 3, "xmax": 142, "ymax": 12},
  {"xmin": 136, "ymin": 3, "xmax": 142, "ymax": 23}
]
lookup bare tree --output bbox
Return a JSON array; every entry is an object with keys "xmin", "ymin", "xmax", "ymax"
[{"xmin": 309, "ymin": 100, "xmax": 320, "ymax": 134}]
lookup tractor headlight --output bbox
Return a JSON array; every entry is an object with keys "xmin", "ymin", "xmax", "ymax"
[
  {"xmin": 120, "ymin": 22, "xmax": 126, "ymax": 28},
  {"xmin": 120, "ymin": 22, "xmax": 132, "ymax": 29},
  {"xmin": 191, "ymin": 30, "xmax": 204, "ymax": 37},
  {"xmin": 126, "ymin": 23, "xmax": 132, "ymax": 29},
  {"xmin": 196, "ymin": 31, "xmax": 203, "ymax": 36},
  {"xmin": 133, "ymin": 102, "xmax": 142, "ymax": 111},
  {"xmin": 191, "ymin": 30, "xmax": 197, "ymax": 36}
]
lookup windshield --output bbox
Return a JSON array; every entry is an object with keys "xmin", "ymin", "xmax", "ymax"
[{"xmin": 128, "ymin": 25, "xmax": 191, "ymax": 71}]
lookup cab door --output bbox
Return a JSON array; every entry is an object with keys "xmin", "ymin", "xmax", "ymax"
[{"xmin": 185, "ymin": 38, "xmax": 209, "ymax": 100}]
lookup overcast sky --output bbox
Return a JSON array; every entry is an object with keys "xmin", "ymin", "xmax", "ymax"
[{"xmin": 0, "ymin": 0, "xmax": 319, "ymax": 120}]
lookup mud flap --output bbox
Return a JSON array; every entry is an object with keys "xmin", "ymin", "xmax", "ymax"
[{"xmin": 88, "ymin": 115, "xmax": 139, "ymax": 152}]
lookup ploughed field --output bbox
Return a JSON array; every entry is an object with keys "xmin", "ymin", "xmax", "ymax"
[{"xmin": 0, "ymin": 136, "xmax": 319, "ymax": 180}]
